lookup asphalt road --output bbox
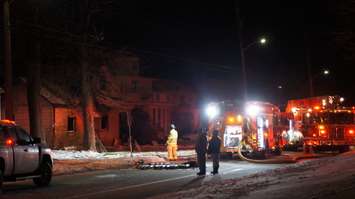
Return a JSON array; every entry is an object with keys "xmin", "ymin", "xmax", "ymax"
[{"xmin": 1, "ymin": 160, "xmax": 289, "ymax": 199}]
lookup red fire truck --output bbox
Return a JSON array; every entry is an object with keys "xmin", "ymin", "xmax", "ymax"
[
  {"xmin": 285, "ymin": 96, "xmax": 355, "ymax": 152},
  {"xmin": 205, "ymin": 101, "xmax": 284, "ymax": 158}
]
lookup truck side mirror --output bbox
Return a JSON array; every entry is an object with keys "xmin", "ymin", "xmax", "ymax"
[{"xmin": 33, "ymin": 137, "xmax": 41, "ymax": 144}]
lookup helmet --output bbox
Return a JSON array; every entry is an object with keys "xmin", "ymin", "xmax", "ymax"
[{"xmin": 171, "ymin": 124, "xmax": 176, "ymax": 129}]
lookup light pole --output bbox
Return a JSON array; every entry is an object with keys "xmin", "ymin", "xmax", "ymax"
[{"xmin": 239, "ymin": 36, "xmax": 267, "ymax": 101}]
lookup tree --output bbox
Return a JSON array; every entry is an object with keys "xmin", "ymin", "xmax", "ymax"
[{"xmin": 80, "ymin": 0, "xmax": 96, "ymax": 151}]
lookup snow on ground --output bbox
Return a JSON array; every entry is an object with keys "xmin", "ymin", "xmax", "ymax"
[
  {"xmin": 52, "ymin": 150, "xmax": 196, "ymax": 160},
  {"xmin": 152, "ymin": 151, "xmax": 355, "ymax": 199},
  {"xmin": 52, "ymin": 150, "xmax": 196, "ymax": 175}
]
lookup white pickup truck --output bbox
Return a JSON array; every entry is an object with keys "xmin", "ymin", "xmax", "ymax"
[{"xmin": 0, "ymin": 120, "xmax": 53, "ymax": 191}]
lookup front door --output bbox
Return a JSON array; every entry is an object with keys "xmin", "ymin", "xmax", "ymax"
[{"xmin": 13, "ymin": 127, "xmax": 39, "ymax": 174}]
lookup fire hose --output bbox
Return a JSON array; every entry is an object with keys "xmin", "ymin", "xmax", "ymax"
[{"xmin": 237, "ymin": 143, "xmax": 296, "ymax": 164}]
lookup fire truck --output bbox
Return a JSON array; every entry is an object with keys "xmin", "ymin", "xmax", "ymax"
[
  {"xmin": 205, "ymin": 101, "xmax": 284, "ymax": 158},
  {"xmin": 285, "ymin": 96, "xmax": 355, "ymax": 152}
]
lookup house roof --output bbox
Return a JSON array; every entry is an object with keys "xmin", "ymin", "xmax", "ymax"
[{"xmin": 40, "ymin": 87, "xmax": 67, "ymax": 106}]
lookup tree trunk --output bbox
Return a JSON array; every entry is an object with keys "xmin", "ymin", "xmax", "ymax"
[
  {"xmin": 3, "ymin": 0, "xmax": 14, "ymax": 120},
  {"xmin": 27, "ymin": 42, "xmax": 43, "ymax": 142},
  {"xmin": 81, "ymin": 44, "xmax": 96, "ymax": 151}
]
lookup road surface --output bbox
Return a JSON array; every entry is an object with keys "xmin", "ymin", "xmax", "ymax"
[{"xmin": 2, "ymin": 160, "xmax": 289, "ymax": 199}]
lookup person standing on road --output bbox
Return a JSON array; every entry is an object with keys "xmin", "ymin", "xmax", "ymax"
[
  {"xmin": 208, "ymin": 130, "xmax": 221, "ymax": 175},
  {"xmin": 166, "ymin": 124, "xmax": 178, "ymax": 161},
  {"xmin": 195, "ymin": 128, "xmax": 208, "ymax": 175}
]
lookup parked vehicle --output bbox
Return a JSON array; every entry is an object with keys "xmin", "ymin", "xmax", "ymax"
[
  {"xmin": 0, "ymin": 120, "xmax": 53, "ymax": 191},
  {"xmin": 285, "ymin": 96, "xmax": 355, "ymax": 152}
]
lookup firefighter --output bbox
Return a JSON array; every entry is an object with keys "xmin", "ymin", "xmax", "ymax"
[
  {"xmin": 166, "ymin": 124, "xmax": 178, "ymax": 161},
  {"xmin": 208, "ymin": 130, "xmax": 221, "ymax": 175},
  {"xmin": 195, "ymin": 128, "xmax": 208, "ymax": 175}
]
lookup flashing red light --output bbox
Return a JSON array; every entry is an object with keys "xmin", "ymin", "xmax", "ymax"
[
  {"xmin": 349, "ymin": 129, "xmax": 354, "ymax": 135},
  {"xmin": 312, "ymin": 133, "xmax": 317, "ymax": 137},
  {"xmin": 6, "ymin": 139, "xmax": 14, "ymax": 146}
]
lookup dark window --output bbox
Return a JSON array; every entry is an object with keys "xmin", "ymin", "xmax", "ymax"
[
  {"xmin": 16, "ymin": 128, "xmax": 32, "ymax": 144},
  {"xmin": 132, "ymin": 80, "xmax": 138, "ymax": 91},
  {"xmin": 101, "ymin": 115, "xmax": 108, "ymax": 129},
  {"xmin": 158, "ymin": 109, "xmax": 161, "ymax": 127},
  {"xmin": 153, "ymin": 108, "xmax": 156, "ymax": 124},
  {"xmin": 67, "ymin": 117, "xmax": 76, "ymax": 131}
]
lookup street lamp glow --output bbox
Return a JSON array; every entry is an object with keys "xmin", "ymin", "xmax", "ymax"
[
  {"xmin": 323, "ymin": 70, "xmax": 330, "ymax": 75},
  {"xmin": 206, "ymin": 104, "xmax": 219, "ymax": 119},
  {"xmin": 260, "ymin": 38, "xmax": 267, "ymax": 44}
]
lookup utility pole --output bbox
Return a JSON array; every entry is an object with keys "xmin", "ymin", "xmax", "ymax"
[
  {"xmin": 3, "ymin": 0, "xmax": 14, "ymax": 120},
  {"xmin": 235, "ymin": 0, "xmax": 248, "ymax": 102},
  {"xmin": 305, "ymin": 33, "xmax": 314, "ymax": 97},
  {"xmin": 27, "ymin": 2, "xmax": 43, "ymax": 141}
]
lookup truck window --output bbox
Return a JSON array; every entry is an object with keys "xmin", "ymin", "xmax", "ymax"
[
  {"xmin": 16, "ymin": 128, "xmax": 32, "ymax": 144},
  {"xmin": 0, "ymin": 126, "xmax": 4, "ymax": 142}
]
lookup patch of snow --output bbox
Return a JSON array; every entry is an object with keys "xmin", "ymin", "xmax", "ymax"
[
  {"xmin": 52, "ymin": 150, "xmax": 196, "ymax": 160},
  {"xmin": 151, "ymin": 151, "xmax": 355, "ymax": 199}
]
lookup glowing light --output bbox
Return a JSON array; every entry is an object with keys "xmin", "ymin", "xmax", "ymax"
[
  {"xmin": 313, "ymin": 133, "xmax": 317, "ymax": 137},
  {"xmin": 320, "ymin": 130, "xmax": 326, "ymax": 135},
  {"xmin": 6, "ymin": 139, "xmax": 14, "ymax": 146},
  {"xmin": 236, "ymin": 115, "xmax": 243, "ymax": 123},
  {"xmin": 340, "ymin": 97, "xmax": 345, "ymax": 103},
  {"xmin": 349, "ymin": 129, "xmax": 354, "ymax": 135},
  {"xmin": 319, "ymin": 125, "xmax": 325, "ymax": 130},
  {"xmin": 0, "ymin": 119, "xmax": 16, "ymax": 125},
  {"xmin": 322, "ymin": 99, "xmax": 327, "ymax": 106},
  {"xmin": 206, "ymin": 104, "xmax": 219, "ymax": 119},
  {"xmin": 308, "ymin": 109, "xmax": 313, "ymax": 112},
  {"xmin": 306, "ymin": 113, "xmax": 311, "ymax": 118},
  {"xmin": 314, "ymin": 106, "xmax": 321, "ymax": 110},
  {"xmin": 246, "ymin": 104, "xmax": 262, "ymax": 116},
  {"xmin": 227, "ymin": 116, "xmax": 235, "ymax": 123},
  {"xmin": 260, "ymin": 37, "xmax": 267, "ymax": 44},
  {"xmin": 323, "ymin": 70, "xmax": 330, "ymax": 75},
  {"xmin": 291, "ymin": 107, "xmax": 298, "ymax": 113}
]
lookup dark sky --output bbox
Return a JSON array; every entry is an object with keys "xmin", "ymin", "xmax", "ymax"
[
  {"xmin": 1, "ymin": 0, "xmax": 341, "ymax": 106},
  {"xmin": 100, "ymin": 0, "xmax": 337, "ymax": 106}
]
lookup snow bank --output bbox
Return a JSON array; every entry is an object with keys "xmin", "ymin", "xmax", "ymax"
[{"xmin": 52, "ymin": 150, "xmax": 196, "ymax": 160}]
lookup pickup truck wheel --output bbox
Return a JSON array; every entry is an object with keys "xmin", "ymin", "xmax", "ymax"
[{"xmin": 33, "ymin": 162, "xmax": 52, "ymax": 187}]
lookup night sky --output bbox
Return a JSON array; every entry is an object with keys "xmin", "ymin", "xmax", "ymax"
[
  {"xmin": 0, "ymin": 0, "xmax": 344, "ymax": 107},
  {"xmin": 100, "ymin": 0, "xmax": 337, "ymax": 106}
]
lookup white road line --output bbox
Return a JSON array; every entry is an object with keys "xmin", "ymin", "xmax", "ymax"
[
  {"xmin": 65, "ymin": 167, "xmax": 244, "ymax": 199},
  {"xmin": 222, "ymin": 168, "xmax": 242, "ymax": 175}
]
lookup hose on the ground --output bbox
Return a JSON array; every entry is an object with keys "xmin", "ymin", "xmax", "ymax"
[{"xmin": 237, "ymin": 144, "xmax": 297, "ymax": 164}]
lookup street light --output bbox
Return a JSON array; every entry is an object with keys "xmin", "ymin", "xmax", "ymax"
[
  {"xmin": 308, "ymin": 68, "xmax": 331, "ymax": 97},
  {"xmin": 323, "ymin": 69, "xmax": 330, "ymax": 75}
]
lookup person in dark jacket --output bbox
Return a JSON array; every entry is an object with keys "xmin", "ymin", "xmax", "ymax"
[
  {"xmin": 195, "ymin": 128, "xmax": 208, "ymax": 175},
  {"xmin": 208, "ymin": 130, "xmax": 221, "ymax": 175}
]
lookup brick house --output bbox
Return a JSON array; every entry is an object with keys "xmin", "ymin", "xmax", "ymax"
[{"xmin": 2, "ymin": 53, "xmax": 200, "ymax": 149}]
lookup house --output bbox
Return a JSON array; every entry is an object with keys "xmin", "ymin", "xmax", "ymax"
[{"xmin": 3, "ymin": 52, "xmax": 200, "ymax": 149}]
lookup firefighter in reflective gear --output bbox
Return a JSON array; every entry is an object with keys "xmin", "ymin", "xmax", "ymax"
[{"xmin": 166, "ymin": 124, "xmax": 178, "ymax": 161}]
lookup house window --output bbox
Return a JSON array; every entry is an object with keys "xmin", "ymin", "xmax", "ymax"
[
  {"xmin": 101, "ymin": 115, "xmax": 108, "ymax": 129},
  {"xmin": 131, "ymin": 80, "xmax": 138, "ymax": 91},
  {"xmin": 67, "ymin": 117, "xmax": 76, "ymax": 131},
  {"xmin": 153, "ymin": 108, "xmax": 156, "ymax": 124}
]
